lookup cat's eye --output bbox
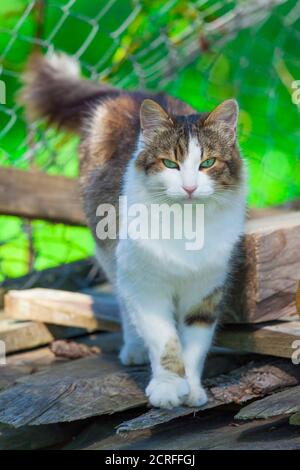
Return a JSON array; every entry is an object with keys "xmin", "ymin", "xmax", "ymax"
[
  {"xmin": 163, "ymin": 159, "xmax": 179, "ymax": 170},
  {"xmin": 200, "ymin": 158, "xmax": 216, "ymax": 169}
]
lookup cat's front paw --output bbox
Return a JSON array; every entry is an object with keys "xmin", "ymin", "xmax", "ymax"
[
  {"xmin": 146, "ymin": 375, "xmax": 190, "ymax": 409},
  {"xmin": 184, "ymin": 385, "xmax": 208, "ymax": 407},
  {"xmin": 119, "ymin": 342, "xmax": 149, "ymax": 366}
]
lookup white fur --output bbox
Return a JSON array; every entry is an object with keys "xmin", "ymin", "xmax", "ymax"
[
  {"xmin": 112, "ymin": 137, "xmax": 247, "ymax": 408},
  {"xmin": 147, "ymin": 135, "xmax": 214, "ymax": 200},
  {"xmin": 99, "ymin": 131, "xmax": 246, "ymax": 409},
  {"xmin": 46, "ymin": 51, "xmax": 80, "ymax": 78}
]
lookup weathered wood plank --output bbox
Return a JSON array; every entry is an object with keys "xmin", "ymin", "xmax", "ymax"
[
  {"xmin": 0, "ymin": 357, "xmax": 298, "ymax": 429},
  {"xmin": 216, "ymin": 320, "xmax": 300, "ymax": 358},
  {"xmin": 116, "ymin": 359, "xmax": 300, "ymax": 433},
  {"xmin": 70, "ymin": 412, "xmax": 300, "ymax": 450},
  {"xmin": 0, "ymin": 317, "xmax": 91, "ymax": 354},
  {"xmin": 0, "ymin": 354, "xmax": 148, "ymax": 427},
  {"xmin": 0, "ymin": 167, "xmax": 85, "ymax": 225},
  {"xmin": 224, "ymin": 211, "xmax": 300, "ymax": 323},
  {"xmin": 5, "ymin": 288, "xmax": 120, "ymax": 331},
  {"xmin": 1, "ymin": 332, "xmax": 122, "ymax": 392},
  {"xmin": 63, "ymin": 411, "xmax": 150, "ymax": 450},
  {"xmin": 0, "ymin": 363, "xmax": 34, "ymax": 391},
  {"xmin": 0, "ymin": 421, "xmax": 85, "ymax": 450},
  {"xmin": 235, "ymin": 384, "xmax": 300, "ymax": 421}
]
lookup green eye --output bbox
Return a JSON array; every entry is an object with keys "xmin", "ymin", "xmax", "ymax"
[
  {"xmin": 163, "ymin": 159, "xmax": 179, "ymax": 169},
  {"xmin": 200, "ymin": 158, "xmax": 216, "ymax": 169}
]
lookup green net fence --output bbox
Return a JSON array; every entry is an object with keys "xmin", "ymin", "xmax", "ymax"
[{"xmin": 0, "ymin": 0, "xmax": 300, "ymax": 284}]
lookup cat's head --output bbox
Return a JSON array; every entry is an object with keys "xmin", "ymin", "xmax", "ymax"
[{"xmin": 135, "ymin": 98, "xmax": 243, "ymax": 201}]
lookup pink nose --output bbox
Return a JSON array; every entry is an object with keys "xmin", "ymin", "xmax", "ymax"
[{"xmin": 183, "ymin": 185, "xmax": 197, "ymax": 197}]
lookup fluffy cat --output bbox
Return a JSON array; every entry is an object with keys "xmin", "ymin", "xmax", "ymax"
[{"xmin": 20, "ymin": 52, "xmax": 247, "ymax": 409}]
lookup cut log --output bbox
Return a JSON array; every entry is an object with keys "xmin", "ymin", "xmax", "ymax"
[
  {"xmin": 216, "ymin": 320, "xmax": 300, "ymax": 358},
  {"xmin": 0, "ymin": 167, "xmax": 85, "ymax": 225},
  {"xmin": 224, "ymin": 211, "xmax": 300, "ymax": 323},
  {"xmin": 4, "ymin": 289, "xmax": 121, "ymax": 331},
  {"xmin": 235, "ymin": 384, "xmax": 300, "ymax": 421},
  {"xmin": 0, "ymin": 317, "xmax": 91, "ymax": 354}
]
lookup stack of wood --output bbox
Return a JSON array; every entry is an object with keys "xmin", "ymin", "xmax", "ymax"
[{"xmin": 0, "ymin": 168, "xmax": 300, "ymax": 449}]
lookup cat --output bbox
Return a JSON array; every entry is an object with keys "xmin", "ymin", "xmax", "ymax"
[{"xmin": 20, "ymin": 52, "xmax": 247, "ymax": 409}]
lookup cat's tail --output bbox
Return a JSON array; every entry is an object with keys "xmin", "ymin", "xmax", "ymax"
[{"xmin": 19, "ymin": 52, "xmax": 120, "ymax": 133}]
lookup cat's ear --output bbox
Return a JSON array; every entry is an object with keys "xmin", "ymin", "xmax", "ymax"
[
  {"xmin": 204, "ymin": 99, "xmax": 238, "ymax": 145},
  {"xmin": 140, "ymin": 99, "xmax": 173, "ymax": 140}
]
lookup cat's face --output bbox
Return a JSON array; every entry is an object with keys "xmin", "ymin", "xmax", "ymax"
[{"xmin": 136, "ymin": 99, "xmax": 243, "ymax": 201}]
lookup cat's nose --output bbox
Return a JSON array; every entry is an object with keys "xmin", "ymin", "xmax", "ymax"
[{"xmin": 183, "ymin": 185, "xmax": 197, "ymax": 197}]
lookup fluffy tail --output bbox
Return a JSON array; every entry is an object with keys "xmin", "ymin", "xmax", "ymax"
[{"xmin": 19, "ymin": 52, "xmax": 119, "ymax": 133}]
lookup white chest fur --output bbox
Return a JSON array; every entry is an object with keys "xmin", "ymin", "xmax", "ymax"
[{"xmin": 117, "ymin": 163, "xmax": 246, "ymax": 309}]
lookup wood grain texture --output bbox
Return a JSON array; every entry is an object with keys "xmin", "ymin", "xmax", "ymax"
[
  {"xmin": 117, "ymin": 359, "xmax": 300, "ymax": 433},
  {"xmin": 0, "ymin": 167, "xmax": 85, "ymax": 225},
  {"xmin": 0, "ymin": 354, "xmax": 148, "ymax": 427},
  {"xmin": 4, "ymin": 288, "xmax": 121, "ymax": 331},
  {"xmin": 224, "ymin": 211, "xmax": 300, "ymax": 323},
  {"xmin": 0, "ymin": 355, "xmax": 298, "ymax": 428},
  {"xmin": 0, "ymin": 317, "xmax": 91, "ymax": 353},
  {"xmin": 87, "ymin": 414, "xmax": 300, "ymax": 450},
  {"xmin": 0, "ymin": 421, "xmax": 84, "ymax": 450},
  {"xmin": 236, "ymin": 384, "xmax": 300, "ymax": 421},
  {"xmin": 216, "ymin": 320, "xmax": 300, "ymax": 358}
]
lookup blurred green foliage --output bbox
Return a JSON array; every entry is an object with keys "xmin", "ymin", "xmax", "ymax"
[{"xmin": 0, "ymin": 0, "xmax": 300, "ymax": 279}]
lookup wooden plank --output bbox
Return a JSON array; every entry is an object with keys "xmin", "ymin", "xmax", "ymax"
[
  {"xmin": 0, "ymin": 354, "xmax": 148, "ymax": 427},
  {"xmin": 63, "ymin": 411, "xmax": 150, "ymax": 450},
  {"xmin": 236, "ymin": 385, "xmax": 300, "ymax": 421},
  {"xmin": 4, "ymin": 288, "xmax": 121, "ymax": 331},
  {"xmin": 224, "ymin": 211, "xmax": 300, "ymax": 323},
  {"xmin": 91, "ymin": 414, "xmax": 300, "ymax": 451},
  {"xmin": 115, "ymin": 358, "xmax": 300, "ymax": 434},
  {"xmin": 1, "ymin": 331, "xmax": 123, "ymax": 391},
  {"xmin": 0, "ymin": 357, "xmax": 298, "ymax": 428},
  {"xmin": 0, "ymin": 317, "xmax": 93, "ymax": 354},
  {"xmin": 0, "ymin": 421, "xmax": 84, "ymax": 450},
  {"xmin": 0, "ymin": 167, "xmax": 85, "ymax": 225},
  {"xmin": 0, "ymin": 363, "xmax": 34, "ymax": 392},
  {"xmin": 216, "ymin": 320, "xmax": 300, "ymax": 358}
]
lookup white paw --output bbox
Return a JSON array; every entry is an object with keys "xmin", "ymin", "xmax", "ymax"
[
  {"xmin": 146, "ymin": 375, "xmax": 190, "ymax": 409},
  {"xmin": 184, "ymin": 385, "xmax": 208, "ymax": 407},
  {"xmin": 119, "ymin": 342, "xmax": 149, "ymax": 366}
]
